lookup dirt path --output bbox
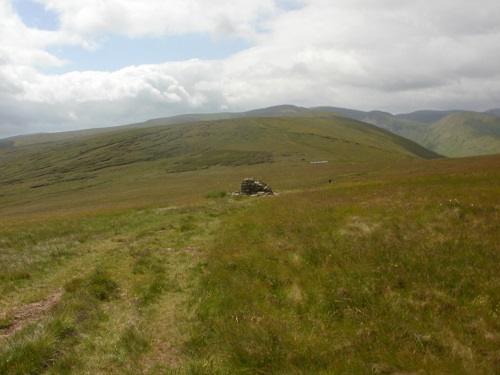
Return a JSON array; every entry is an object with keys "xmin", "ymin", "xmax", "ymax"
[{"xmin": 0, "ymin": 291, "xmax": 62, "ymax": 340}]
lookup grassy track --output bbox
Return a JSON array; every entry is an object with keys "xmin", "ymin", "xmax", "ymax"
[{"xmin": 0, "ymin": 202, "xmax": 237, "ymax": 374}]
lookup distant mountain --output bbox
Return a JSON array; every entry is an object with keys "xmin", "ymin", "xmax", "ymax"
[
  {"xmin": 313, "ymin": 106, "xmax": 373, "ymax": 121},
  {"xmin": 0, "ymin": 111, "xmax": 442, "ymax": 213},
  {"xmin": 243, "ymin": 104, "xmax": 309, "ymax": 117},
  {"xmin": 2, "ymin": 104, "xmax": 499, "ymax": 157},
  {"xmin": 314, "ymin": 106, "xmax": 500, "ymax": 157},
  {"xmin": 419, "ymin": 112, "xmax": 500, "ymax": 157},
  {"xmin": 485, "ymin": 108, "xmax": 500, "ymax": 116},
  {"xmin": 395, "ymin": 110, "xmax": 466, "ymax": 124},
  {"xmin": 313, "ymin": 107, "xmax": 430, "ymax": 144}
]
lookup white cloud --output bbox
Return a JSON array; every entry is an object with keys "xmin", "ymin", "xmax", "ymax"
[
  {"xmin": 0, "ymin": 1, "xmax": 91, "ymax": 68},
  {"xmin": 1, "ymin": 0, "xmax": 500, "ymax": 138},
  {"xmin": 42, "ymin": 0, "xmax": 277, "ymax": 39}
]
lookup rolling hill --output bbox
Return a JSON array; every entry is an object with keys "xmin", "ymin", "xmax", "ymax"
[
  {"xmin": 395, "ymin": 109, "xmax": 465, "ymax": 124},
  {"xmin": 420, "ymin": 112, "xmax": 500, "ymax": 157},
  {"xmin": 0, "ymin": 105, "xmax": 310, "ymax": 148},
  {"xmin": 0, "ymin": 112, "xmax": 439, "ymax": 216},
  {"xmin": 2, "ymin": 104, "xmax": 499, "ymax": 158},
  {"xmin": 485, "ymin": 108, "xmax": 500, "ymax": 116},
  {"xmin": 315, "ymin": 106, "xmax": 500, "ymax": 157}
]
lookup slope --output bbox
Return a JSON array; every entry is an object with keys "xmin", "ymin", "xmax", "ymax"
[
  {"xmin": 314, "ymin": 106, "xmax": 430, "ymax": 143},
  {"xmin": 0, "ymin": 113, "xmax": 439, "ymax": 217},
  {"xmin": 420, "ymin": 112, "xmax": 500, "ymax": 157},
  {"xmin": 316, "ymin": 106, "xmax": 500, "ymax": 157},
  {"xmin": 486, "ymin": 108, "xmax": 500, "ymax": 116},
  {"xmin": 395, "ymin": 109, "xmax": 465, "ymax": 124},
  {"xmin": 0, "ymin": 105, "xmax": 310, "ymax": 148},
  {"xmin": 1, "ymin": 154, "xmax": 498, "ymax": 374}
]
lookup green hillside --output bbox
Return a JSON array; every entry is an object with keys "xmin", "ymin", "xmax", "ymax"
[
  {"xmin": 0, "ymin": 105, "xmax": 310, "ymax": 148},
  {"xmin": 485, "ymin": 108, "xmax": 500, "ymax": 116},
  {"xmin": 317, "ymin": 106, "xmax": 500, "ymax": 157},
  {"xmin": 314, "ymin": 107, "xmax": 431, "ymax": 146},
  {"xmin": 420, "ymin": 112, "xmax": 500, "ymax": 157},
  {"xmin": 0, "ymin": 127, "xmax": 120, "ymax": 148},
  {"xmin": 0, "ymin": 113, "xmax": 439, "ymax": 217},
  {"xmin": 4, "ymin": 105, "xmax": 499, "ymax": 158},
  {"xmin": 395, "ymin": 110, "xmax": 465, "ymax": 124},
  {"xmin": 1, "ymin": 150, "xmax": 498, "ymax": 373},
  {"xmin": 354, "ymin": 111, "xmax": 430, "ymax": 142}
]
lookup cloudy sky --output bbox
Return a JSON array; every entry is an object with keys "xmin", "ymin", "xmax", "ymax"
[{"xmin": 1, "ymin": 0, "xmax": 499, "ymax": 138}]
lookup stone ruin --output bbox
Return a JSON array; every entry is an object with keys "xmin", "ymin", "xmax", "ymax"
[{"xmin": 233, "ymin": 178, "xmax": 274, "ymax": 196}]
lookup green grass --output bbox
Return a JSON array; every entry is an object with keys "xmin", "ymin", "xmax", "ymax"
[
  {"xmin": 204, "ymin": 190, "xmax": 229, "ymax": 199},
  {"xmin": 421, "ymin": 112, "xmax": 500, "ymax": 157},
  {"xmin": 0, "ymin": 202, "xmax": 234, "ymax": 373},
  {"xmin": 0, "ymin": 268, "xmax": 119, "ymax": 375},
  {"xmin": 184, "ymin": 162, "xmax": 500, "ymax": 374},
  {"xmin": 2, "ymin": 155, "xmax": 496, "ymax": 374},
  {"xmin": 327, "ymin": 107, "xmax": 500, "ymax": 158}
]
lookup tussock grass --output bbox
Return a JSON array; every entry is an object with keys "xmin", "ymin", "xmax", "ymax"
[
  {"xmin": 0, "ymin": 155, "xmax": 498, "ymax": 373},
  {"xmin": 0, "ymin": 269, "xmax": 119, "ymax": 375},
  {"xmin": 204, "ymin": 190, "xmax": 229, "ymax": 199},
  {"xmin": 186, "ymin": 171, "xmax": 500, "ymax": 373},
  {"xmin": 0, "ymin": 203, "xmax": 230, "ymax": 374}
]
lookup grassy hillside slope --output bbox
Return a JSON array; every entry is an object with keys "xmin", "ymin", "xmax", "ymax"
[
  {"xmin": 4, "ymin": 104, "xmax": 499, "ymax": 158},
  {"xmin": 486, "ymin": 108, "xmax": 500, "ymax": 116},
  {"xmin": 0, "ymin": 105, "xmax": 309, "ymax": 148},
  {"xmin": 0, "ymin": 154, "xmax": 498, "ymax": 374},
  {"xmin": 353, "ymin": 111, "xmax": 430, "ymax": 143},
  {"xmin": 315, "ymin": 106, "xmax": 432, "ymax": 147},
  {"xmin": 0, "ymin": 113, "xmax": 439, "ymax": 217},
  {"xmin": 395, "ymin": 109, "xmax": 465, "ymax": 124},
  {"xmin": 318, "ymin": 107, "xmax": 500, "ymax": 157},
  {"xmin": 420, "ymin": 112, "xmax": 500, "ymax": 157},
  {"xmin": 187, "ymin": 155, "xmax": 500, "ymax": 374}
]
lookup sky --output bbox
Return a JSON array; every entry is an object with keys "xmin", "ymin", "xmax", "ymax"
[{"xmin": 1, "ymin": 0, "xmax": 499, "ymax": 138}]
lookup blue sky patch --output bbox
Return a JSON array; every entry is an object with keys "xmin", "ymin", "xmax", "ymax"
[
  {"xmin": 46, "ymin": 33, "xmax": 252, "ymax": 72},
  {"xmin": 14, "ymin": 0, "xmax": 59, "ymax": 31}
]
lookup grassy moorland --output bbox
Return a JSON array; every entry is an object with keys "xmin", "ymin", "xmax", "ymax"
[
  {"xmin": 186, "ymin": 156, "xmax": 500, "ymax": 374},
  {"xmin": 0, "ymin": 115, "xmax": 498, "ymax": 373},
  {"xmin": 0, "ymin": 113, "xmax": 439, "ymax": 217}
]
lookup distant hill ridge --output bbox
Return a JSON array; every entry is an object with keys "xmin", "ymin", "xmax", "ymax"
[
  {"xmin": 1, "ymin": 104, "xmax": 499, "ymax": 157},
  {"xmin": 0, "ymin": 112, "xmax": 440, "ymax": 188},
  {"xmin": 312, "ymin": 106, "xmax": 500, "ymax": 157},
  {"xmin": 395, "ymin": 110, "xmax": 465, "ymax": 124}
]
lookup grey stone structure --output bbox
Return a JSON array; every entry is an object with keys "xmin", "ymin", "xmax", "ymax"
[{"xmin": 235, "ymin": 178, "xmax": 274, "ymax": 196}]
